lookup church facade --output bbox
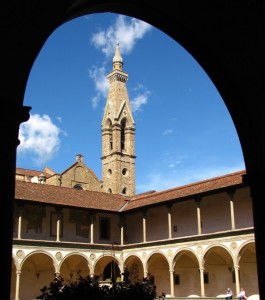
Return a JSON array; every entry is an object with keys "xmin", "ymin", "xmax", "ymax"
[{"xmin": 13, "ymin": 44, "xmax": 258, "ymax": 300}]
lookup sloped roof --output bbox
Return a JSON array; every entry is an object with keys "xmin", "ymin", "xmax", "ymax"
[
  {"xmin": 15, "ymin": 181, "xmax": 128, "ymax": 212},
  {"xmin": 15, "ymin": 170, "xmax": 246, "ymax": 213},
  {"xmin": 122, "ymin": 170, "xmax": 246, "ymax": 211},
  {"xmin": 16, "ymin": 168, "xmax": 52, "ymax": 179},
  {"xmin": 61, "ymin": 161, "xmax": 100, "ymax": 181}
]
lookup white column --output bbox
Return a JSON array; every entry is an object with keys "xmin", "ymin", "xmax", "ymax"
[
  {"xmin": 228, "ymin": 190, "xmax": 236, "ymax": 230},
  {"xmin": 169, "ymin": 269, "xmax": 174, "ymax": 296},
  {"xmin": 235, "ymin": 265, "xmax": 240, "ymax": 296},
  {"xmin": 56, "ymin": 212, "xmax": 60, "ymax": 242},
  {"xmin": 17, "ymin": 206, "xmax": 23, "ymax": 239},
  {"xmin": 143, "ymin": 262, "xmax": 148, "ymax": 280},
  {"xmin": 167, "ymin": 205, "xmax": 172, "ymax": 239},
  {"xmin": 120, "ymin": 216, "xmax": 124, "ymax": 246},
  {"xmin": 195, "ymin": 198, "xmax": 202, "ymax": 235},
  {"xmin": 142, "ymin": 211, "xmax": 146, "ymax": 243},
  {"xmin": 15, "ymin": 270, "xmax": 21, "ymax": 300},
  {"xmin": 90, "ymin": 214, "xmax": 94, "ymax": 244},
  {"xmin": 199, "ymin": 268, "xmax": 205, "ymax": 297}
]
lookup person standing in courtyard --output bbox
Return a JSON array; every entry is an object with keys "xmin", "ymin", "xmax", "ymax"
[
  {"xmin": 225, "ymin": 288, "xmax": 233, "ymax": 299},
  {"xmin": 238, "ymin": 288, "xmax": 247, "ymax": 300}
]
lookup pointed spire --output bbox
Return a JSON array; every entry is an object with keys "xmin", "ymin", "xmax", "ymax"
[
  {"xmin": 113, "ymin": 41, "xmax": 122, "ymax": 62},
  {"xmin": 113, "ymin": 41, "xmax": 123, "ymax": 71}
]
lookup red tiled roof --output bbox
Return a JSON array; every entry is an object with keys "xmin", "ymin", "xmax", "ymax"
[
  {"xmin": 15, "ymin": 170, "xmax": 246, "ymax": 212},
  {"xmin": 16, "ymin": 168, "xmax": 52, "ymax": 179},
  {"xmin": 15, "ymin": 181, "xmax": 128, "ymax": 212},
  {"xmin": 122, "ymin": 170, "xmax": 246, "ymax": 211}
]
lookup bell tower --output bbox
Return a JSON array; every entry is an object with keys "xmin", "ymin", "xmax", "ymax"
[{"xmin": 101, "ymin": 42, "xmax": 136, "ymax": 196}]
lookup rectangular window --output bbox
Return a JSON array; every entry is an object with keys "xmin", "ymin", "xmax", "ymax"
[
  {"xmin": 150, "ymin": 275, "xmax": 155, "ymax": 285},
  {"xmin": 204, "ymin": 272, "xmax": 209, "ymax": 284},
  {"xmin": 50, "ymin": 212, "xmax": 63, "ymax": 237},
  {"xmin": 174, "ymin": 274, "xmax": 180, "ymax": 285},
  {"xmin": 100, "ymin": 217, "xmax": 110, "ymax": 240},
  {"xmin": 232, "ymin": 270, "xmax": 236, "ymax": 283}
]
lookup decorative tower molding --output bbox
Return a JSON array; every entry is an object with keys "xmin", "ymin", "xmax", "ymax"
[{"xmin": 101, "ymin": 42, "xmax": 136, "ymax": 196}]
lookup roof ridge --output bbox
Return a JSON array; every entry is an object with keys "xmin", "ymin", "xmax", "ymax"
[{"xmin": 132, "ymin": 169, "xmax": 246, "ymax": 202}]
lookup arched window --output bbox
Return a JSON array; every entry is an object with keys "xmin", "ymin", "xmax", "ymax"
[
  {"xmin": 110, "ymin": 135, "xmax": 113, "ymax": 150},
  {"xmin": 121, "ymin": 119, "xmax": 126, "ymax": 150},
  {"xmin": 73, "ymin": 184, "xmax": 83, "ymax": 190},
  {"xmin": 108, "ymin": 188, "xmax": 112, "ymax": 193},
  {"xmin": 122, "ymin": 187, "xmax": 127, "ymax": 194},
  {"xmin": 106, "ymin": 118, "xmax": 113, "ymax": 151},
  {"xmin": 103, "ymin": 261, "xmax": 120, "ymax": 282}
]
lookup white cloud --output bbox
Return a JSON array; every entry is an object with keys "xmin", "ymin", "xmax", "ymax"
[
  {"xmin": 91, "ymin": 15, "xmax": 152, "ymax": 57},
  {"xmin": 136, "ymin": 172, "xmax": 178, "ymax": 194},
  {"xmin": 130, "ymin": 93, "xmax": 148, "ymax": 113},
  {"xmin": 89, "ymin": 66, "xmax": 109, "ymax": 108},
  {"xmin": 17, "ymin": 114, "xmax": 63, "ymax": 166},
  {"xmin": 163, "ymin": 129, "xmax": 173, "ymax": 135},
  {"xmin": 89, "ymin": 15, "xmax": 152, "ymax": 109},
  {"xmin": 136, "ymin": 164, "xmax": 245, "ymax": 194}
]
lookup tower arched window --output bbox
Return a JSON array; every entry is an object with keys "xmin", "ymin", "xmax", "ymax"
[
  {"xmin": 106, "ymin": 119, "xmax": 113, "ymax": 151},
  {"xmin": 122, "ymin": 187, "xmax": 127, "ymax": 195},
  {"xmin": 121, "ymin": 119, "xmax": 126, "ymax": 151},
  {"xmin": 110, "ymin": 135, "xmax": 113, "ymax": 150}
]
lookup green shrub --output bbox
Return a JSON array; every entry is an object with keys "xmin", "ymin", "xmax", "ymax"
[{"xmin": 37, "ymin": 274, "xmax": 157, "ymax": 300}]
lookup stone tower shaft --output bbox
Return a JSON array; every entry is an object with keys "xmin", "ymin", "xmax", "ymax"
[{"xmin": 101, "ymin": 42, "xmax": 136, "ymax": 196}]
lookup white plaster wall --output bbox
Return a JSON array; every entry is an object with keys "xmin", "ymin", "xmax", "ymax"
[
  {"xmin": 125, "ymin": 211, "xmax": 143, "ymax": 243},
  {"xmin": 171, "ymin": 200, "xmax": 197, "ymax": 237},
  {"xmin": 146, "ymin": 206, "xmax": 168, "ymax": 241},
  {"xmin": 201, "ymin": 193, "xmax": 231, "ymax": 234}
]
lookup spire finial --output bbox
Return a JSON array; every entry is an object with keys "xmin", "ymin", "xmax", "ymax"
[{"xmin": 113, "ymin": 41, "xmax": 123, "ymax": 66}]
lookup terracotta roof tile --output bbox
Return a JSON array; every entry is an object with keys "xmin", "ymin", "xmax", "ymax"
[
  {"xmin": 122, "ymin": 170, "xmax": 246, "ymax": 211},
  {"xmin": 16, "ymin": 168, "xmax": 52, "ymax": 178},
  {"xmin": 15, "ymin": 181, "xmax": 128, "ymax": 212},
  {"xmin": 15, "ymin": 170, "xmax": 246, "ymax": 213}
]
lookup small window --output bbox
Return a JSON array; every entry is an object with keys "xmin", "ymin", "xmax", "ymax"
[
  {"xmin": 107, "ymin": 169, "xmax": 112, "ymax": 177},
  {"xmin": 73, "ymin": 184, "xmax": 83, "ymax": 190},
  {"xmin": 204, "ymin": 272, "xmax": 209, "ymax": 284},
  {"xmin": 121, "ymin": 119, "xmax": 126, "ymax": 150},
  {"xmin": 122, "ymin": 168, "xmax": 127, "ymax": 176},
  {"xmin": 122, "ymin": 187, "xmax": 127, "ymax": 194},
  {"xmin": 100, "ymin": 217, "xmax": 110, "ymax": 240},
  {"xmin": 108, "ymin": 188, "xmax": 112, "ymax": 193},
  {"xmin": 174, "ymin": 274, "xmax": 180, "ymax": 285},
  {"xmin": 232, "ymin": 270, "xmax": 236, "ymax": 283},
  {"xmin": 110, "ymin": 136, "xmax": 113, "ymax": 150}
]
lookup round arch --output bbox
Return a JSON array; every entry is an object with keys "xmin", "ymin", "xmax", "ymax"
[
  {"xmin": 124, "ymin": 254, "xmax": 145, "ymax": 283},
  {"xmin": 173, "ymin": 248, "xmax": 200, "ymax": 297},
  {"xmin": 19, "ymin": 251, "xmax": 56, "ymax": 300},
  {"xmin": 147, "ymin": 251, "xmax": 170, "ymax": 296},
  {"xmin": 203, "ymin": 245, "xmax": 236, "ymax": 297},
  {"xmin": 59, "ymin": 252, "xmax": 91, "ymax": 281}
]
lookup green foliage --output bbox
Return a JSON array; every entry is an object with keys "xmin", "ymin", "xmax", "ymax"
[{"xmin": 37, "ymin": 274, "xmax": 157, "ymax": 300}]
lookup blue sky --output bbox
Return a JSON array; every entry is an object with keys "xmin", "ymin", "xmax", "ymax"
[{"xmin": 17, "ymin": 13, "xmax": 245, "ymax": 194}]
